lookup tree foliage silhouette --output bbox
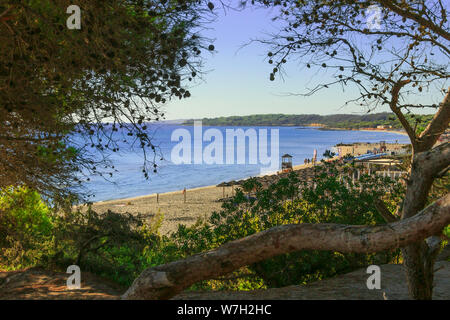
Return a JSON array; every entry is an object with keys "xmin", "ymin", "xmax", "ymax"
[{"xmin": 0, "ymin": 0, "xmax": 214, "ymax": 199}]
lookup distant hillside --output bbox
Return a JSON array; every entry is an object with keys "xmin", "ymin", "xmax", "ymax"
[{"xmin": 183, "ymin": 113, "xmax": 433, "ymax": 131}]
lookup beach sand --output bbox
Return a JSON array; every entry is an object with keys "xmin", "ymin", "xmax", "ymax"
[
  {"xmin": 90, "ymin": 185, "xmax": 230, "ymax": 235},
  {"xmin": 356, "ymin": 129, "xmax": 408, "ymax": 136},
  {"xmin": 87, "ymin": 128, "xmax": 409, "ymax": 235},
  {"xmin": 88, "ymin": 161, "xmax": 320, "ymax": 235}
]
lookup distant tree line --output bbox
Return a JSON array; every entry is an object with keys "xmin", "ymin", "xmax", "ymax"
[{"xmin": 183, "ymin": 113, "xmax": 433, "ymax": 132}]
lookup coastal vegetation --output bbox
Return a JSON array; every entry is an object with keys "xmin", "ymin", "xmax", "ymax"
[
  {"xmin": 322, "ymin": 149, "xmax": 336, "ymax": 159},
  {"xmin": 170, "ymin": 162, "xmax": 405, "ymax": 290},
  {"xmin": 183, "ymin": 113, "xmax": 434, "ymax": 132},
  {"xmin": 1, "ymin": 0, "xmax": 449, "ymax": 301},
  {"xmin": 2, "ymin": 160, "xmax": 447, "ymax": 293},
  {"xmin": 0, "ymin": 161, "xmax": 424, "ymax": 289},
  {"xmin": 125, "ymin": 0, "xmax": 449, "ymax": 300}
]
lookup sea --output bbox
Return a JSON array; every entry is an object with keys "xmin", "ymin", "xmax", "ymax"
[{"xmin": 79, "ymin": 124, "xmax": 410, "ymax": 202}]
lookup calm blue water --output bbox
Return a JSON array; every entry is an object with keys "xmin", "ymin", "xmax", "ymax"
[{"xmin": 80, "ymin": 124, "xmax": 410, "ymax": 202}]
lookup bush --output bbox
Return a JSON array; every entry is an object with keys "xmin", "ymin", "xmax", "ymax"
[
  {"xmin": 0, "ymin": 187, "xmax": 177, "ymax": 286},
  {"xmin": 170, "ymin": 161, "xmax": 403, "ymax": 288},
  {"xmin": 49, "ymin": 207, "xmax": 180, "ymax": 286},
  {"xmin": 0, "ymin": 186, "xmax": 54, "ymax": 269},
  {"xmin": 0, "ymin": 162, "xmax": 409, "ymax": 289}
]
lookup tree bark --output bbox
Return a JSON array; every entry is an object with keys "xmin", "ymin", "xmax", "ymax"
[
  {"xmin": 401, "ymin": 136, "xmax": 449, "ymax": 300},
  {"xmin": 374, "ymin": 199, "xmax": 399, "ymax": 223},
  {"xmin": 122, "ymin": 194, "xmax": 450, "ymax": 300},
  {"xmin": 388, "ymin": 78, "xmax": 449, "ymax": 299},
  {"xmin": 416, "ymin": 88, "xmax": 450, "ymax": 152},
  {"xmin": 400, "ymin": 102, "xmax": 449, "ymax": 299},
  {"xmin": 376, "ymin": 0, "xmax": 450, "ymax": 42},
  {"xmin": 402, "ymin": 142, "xmax": 450, "ymax": 221}
]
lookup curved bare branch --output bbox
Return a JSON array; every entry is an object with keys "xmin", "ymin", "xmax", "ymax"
[{"xmin": 122, "ymin": 193, "xmax": 450, "ymax": 300}]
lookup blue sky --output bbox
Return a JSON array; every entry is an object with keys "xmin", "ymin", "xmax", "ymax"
[{"xmin": 163, "ymin": 5, "xmax": 441, "ymax": 120}]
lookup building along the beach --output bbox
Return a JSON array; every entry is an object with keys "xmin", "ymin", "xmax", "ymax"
[{"xmin": 333, "ymin": 141, "xmax": 409, "ymax": 157}]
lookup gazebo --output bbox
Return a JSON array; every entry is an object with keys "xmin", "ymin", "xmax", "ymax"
[{"xmin": 281, "ymin": 154, "xmax": 293, "ymax": 172}]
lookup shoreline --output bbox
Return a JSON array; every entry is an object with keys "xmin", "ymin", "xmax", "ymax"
[
  {"xmin": 355, "ymin": 129, "xmax": 408, "ymax": 136},
  {"xmin": 88, "ymin": 160, "xmax": 328, "ymax": 235},
  {"xmin": 94, "ymin": 184, "xmax": 219, "ymax": 205},
  {"xmin": 92, "ymin": 127, "xmax": 408, "ymax": 205},
  {"xmin": 88, "ymin": 128, "xmax": 409, "ymax": 235},
  {"xmin": 181, "ymin": 121, "xmax": 409, "ymax": 137},
  {"xmin": 89, "ymin": 159, "xmax": 334, "ymax": 236},
  {"xmin": 93, "ymin": 161, "xmax": 319, "ymax": 206},
  {"xmin": 316, "ymin": 127, "xmax": 408, "ymax": 136},
  {"xmin": 90, "ymin": 184, "xmax": 226, "ymax": 235}
]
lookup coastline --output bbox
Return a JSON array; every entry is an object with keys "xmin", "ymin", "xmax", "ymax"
[
  {"xmin": 89, "ymin": 160, "xmax": 329, "ymax": 235},
  {"xmin": 92, "ymin": 161, "xmax": 317, "ymax": 206},
  {"xmin": 317, "ymin": 127, "xmax": 408, "ymax": 136},
  {"xmin": 92, "ymin": 127, "xmax": 407, "ymax": 204},
  {"xmin": 356, "ymin": 129, "xmax": 408, "ymax": 136},
  {"xmin": 88, "ymin": 128, "xmax": 409, "ymax": 234},
  {"xmin": 90, "ymin": 184, "xmax": 225, "ymax": 235}
]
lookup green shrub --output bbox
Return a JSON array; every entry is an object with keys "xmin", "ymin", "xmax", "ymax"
[
  {"xmin": 49, "ymin": 207, "xmax": 179, "ymax": 286},
  {"xmin": 0, "ymin": 187, "xmax": 176, "ymax": 286},
  {"xmin": 170, "ymin": 161, "xmax": 403, "ymax": 288},
  {"xmin": 0, "ymin": 162, "xmax": 421, "ymax": 289},
  {"xmin": 0, "ymin": 186, "xmax": 54, "ymax": 270}
]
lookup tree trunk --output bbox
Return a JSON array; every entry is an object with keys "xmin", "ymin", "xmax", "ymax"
[
  {"xmin": 400, "ymin": 142, "xmax": 450, "ymax": 299},
  {"xmin": 402, "ymin": 243, "xmax": 432, "ymax": 299},
  {"xmin": 122, "ymin": 194, "xmax": 450, "ymax": 300}
]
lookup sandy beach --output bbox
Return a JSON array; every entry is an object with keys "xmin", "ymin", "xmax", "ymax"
[
  {"xmin": 88, "ymin": 127, "xmax": 409, "ymax": 235},
  {"xmin": 319, "ymin": 127, "xmax": 408, "ymax": 137},
  {"xmin": 90, "ymin": 185, "xmax": 230, "ymax": 235},
  {"xmin": 87, "ymin": 128, "xmax": 408, "ymax": 233},
  {"xmin": 357, "ymin": 129, "xmax": 408, "ymax": 136},
  {"xmin": 88, "ymin": 127, "xmax": 408, "ymax": 235},
  {"xmin": 89, "ymin": 162, "xmax": 319, "ymax": 235}
]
